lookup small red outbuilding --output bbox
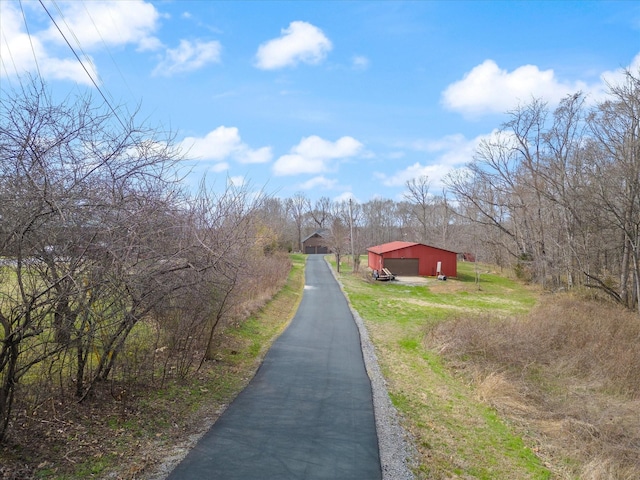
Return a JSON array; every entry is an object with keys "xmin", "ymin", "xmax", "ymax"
[{"xmin": 367, "ymin": 241, "xmax": 457, "ymax": 277}]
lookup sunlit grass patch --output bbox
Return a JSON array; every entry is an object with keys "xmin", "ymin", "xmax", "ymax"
[{"xmin": 335, "ymin": 260, "xmax": 549, "ymax": 479}]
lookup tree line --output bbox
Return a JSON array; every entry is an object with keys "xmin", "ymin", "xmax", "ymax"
[
  {"xmin": 447, "ymin": 69, "xmax": 640, "ymax": 312},
  {"xmin": 259, "ymin": 69, "xmax": 640, "ymax": 314}
]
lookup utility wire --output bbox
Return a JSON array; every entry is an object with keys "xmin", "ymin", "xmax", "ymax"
[
  {"xmin": 37, "ymin": 0, "xmax": 127, "ymax": 131},
  {"xmin": 50, "ymin": 0, "xmax": 100, "ymax": 84},
  {"xmin": 0, "ymin": 29, "xmax": 18, "ymax": 88},
  {"xmin": 82, "ymin": 1, "xmax": 135, "ymax": 107},
  {"xmin": 19, "ymin": 0, "xmax": 42, "ymax": 80}
]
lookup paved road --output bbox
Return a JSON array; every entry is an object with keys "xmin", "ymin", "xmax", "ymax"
[{"xmin": 167, "ymin": 255, "xmax": 382, "ymax": 480}]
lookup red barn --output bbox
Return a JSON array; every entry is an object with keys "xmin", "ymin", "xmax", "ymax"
[{"xmin": 367, "ymin": 241, "xmax": 457, "ymax": 277}]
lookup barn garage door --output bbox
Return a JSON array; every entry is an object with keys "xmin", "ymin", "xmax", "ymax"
[
  {"xmin": 305, "ymin": 246, "xmax": 329, "ymax": 254},
  {"xmin": 383, "ymin": 258, "xmax": 419, "ymax": 276}
]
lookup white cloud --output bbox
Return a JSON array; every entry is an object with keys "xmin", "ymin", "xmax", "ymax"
[
  {"xmin": 600, "ymin": 52, "xmax": 640, "ymax": 94},
  {"xmin": 376, "ymin": 162, "xmax": 449, "ymax": 188},
  {"xmin": 0, "ymin": 2, "xmax": 96, "ymax": 84},
  {"xmin": 40, "ymin": 0, "xmax": 161, "ymax": 51},
  {"xmin": 1, "ymin": 0, "xmax": 160, "ymax": 84},
  {"xmin": 210, "ymin": 162, "xmax": 229, "ymax": 173},
  {"xmin": 273, "ymin": 135, "xmax": 363, "ymax": 176},
  {"xmin": 228, "ymin": 175, "xmax": 245, "ymax": 187},
  {"xmin": 46, "ymin": 56, "xmax": 99, "ymax": 83},
  {"xmin": 442, "ymin": 59, "xmax": 591, "ymax": 116},
  {"xmin": 375, "ymin": 133, "xmax": 483, "ymax": 189},
  {"xmin": 237, "ymin": 146, "xmax": 273, "ymax": 164},
  {"xmin": 333, "ymin": 191, "xmax": 357, "ymax": 203},
  {"xmin": 255, "ymin": 21, "xmax": 332, "ymax": 70},
  {"xmin": 272, "ymin": 154, "xmax": 326, "ymax": 175},
  {"xmin": 352, "ymin": 55, "xmax": 370, "ymax": 70},
  {"xmin": 153, "ymin": 39, "xmax": 221, "ymax": 76},
  {"xmin": 137, "ymin": 36, "xmax": 163, "ymax": 52},
  {"xmin": 294, "ymin": 135, "xmax": 363, "ymax": 159},
  {"xmin": 181, "ymin": 126, "xmax": 273, "ymax": 165},
  {"xmin": 443, "ymin": 53, "xmax": 640, "ymax": 117},
  {"xmin": 409, "ymin": 133, "xmax": 479, "ymax": 165},
  {"xmin": 0, "ymin": 3, "xmax": 39, "ymax": 71},
  {"xmin": 182, "ymin": 126, "xmax": 239, "ymax": 160},
  {"xmin": 298, "ymin": 176, "xmax": 338, "ymax": 190}
]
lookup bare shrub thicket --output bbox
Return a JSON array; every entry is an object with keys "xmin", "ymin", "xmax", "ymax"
[
  {"xmin": 0, "ymin": 79, "xmax": 286, "ymax": 442},
  {"xmin": 427, "ymin": 296, "xmax": 640, "ymax": 478}
]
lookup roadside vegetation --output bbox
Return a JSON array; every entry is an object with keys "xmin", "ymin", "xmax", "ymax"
[
  {"xmin": 0, "ymin": 77, "xmax": 299, "ymax": 478},
  {"xmin": 335, "ymin": 258, "xmax": 640, "ymax": 479},
  {"xmin": 0, "ymin": 254, "xmax": 304, "ymax": 479}
]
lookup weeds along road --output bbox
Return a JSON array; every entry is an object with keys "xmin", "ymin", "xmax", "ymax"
[{"xmin": 167, "ymin": 254, "xmax": 382, "ymax": 480}]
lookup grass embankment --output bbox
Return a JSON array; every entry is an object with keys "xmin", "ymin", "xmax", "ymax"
[
  {"xmin": 334, "ymin": 258, "xmax": 549, "ymax": 479},
  {"xmin": 0, "ymin": 254, "xmax": 306, "ymax": 480},
  {"xmin": 429, "ymin": 295, "xmax": 640, "ymax": 479},
  {"xmin": 115, "ymin": 253, "xmax": 307, "ymax": 479},
  {"xmin": 336, "ymin": 257, "xmax": 640, "ymax": 479}
]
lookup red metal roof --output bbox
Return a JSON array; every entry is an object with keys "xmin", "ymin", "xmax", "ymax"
[
  {"xmin": 366, "ymin": 241, "xmax": 419, "ymax": 254},
  {"xmin": 367, "ymin": 241, "xmax": 459, "ymax": 255}
]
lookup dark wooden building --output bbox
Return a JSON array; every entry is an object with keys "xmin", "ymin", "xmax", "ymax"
[
  {"xmin": 302, "ymin": 229, "xmax": 330, "ymax": 254},
  {"xmin": 367, "ymin": 241, "xmax": 457, "ymax": 277}
]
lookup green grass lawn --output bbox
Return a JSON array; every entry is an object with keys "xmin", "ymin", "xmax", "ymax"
[{"xmin": 333, "ymin": 257, "xmax": 550, "ymax": 479}]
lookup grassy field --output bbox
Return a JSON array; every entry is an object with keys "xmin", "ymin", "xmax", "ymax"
[
  {"xmin": 333, "ymin": 257, "xmax": 551, "ymax": 479},
  {"xmin": 333, "ymin": 256, "xmax": 640, "ymax": 479}
]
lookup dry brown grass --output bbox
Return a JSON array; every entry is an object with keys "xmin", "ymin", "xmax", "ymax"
[{"xmin": 426, "ymin": 294, "xmax": 640, "ymax": 479}]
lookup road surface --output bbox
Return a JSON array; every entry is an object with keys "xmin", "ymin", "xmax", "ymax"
[{"xmin": 167, "ymin": 254, "xmax": 382, "ymax": 479}]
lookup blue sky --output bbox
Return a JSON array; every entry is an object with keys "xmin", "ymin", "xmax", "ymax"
[{"xmin": 2, "ymin": 0, "xmax": 639, "ymax": 202}]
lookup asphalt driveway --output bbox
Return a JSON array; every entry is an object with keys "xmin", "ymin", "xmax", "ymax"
[{"xmin": 167, "ymin": 254, "xmax": 382, "ymax": 479}]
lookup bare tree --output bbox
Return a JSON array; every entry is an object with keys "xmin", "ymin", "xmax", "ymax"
[
  {"xmin": 360, "ymin": 198, "xmax": 397, "ymax": 246},
  {"xmin": 327, "ymin": 217, "xmax": 350, "ymax": 273},
  {"xmin": 286, "ymin": 192, "xmax": 310, "ymax": 252},
  {"xmin": 257, "ymin": 197, "xmax": 292, "ymax": 252},
  {"xmin": 309, "ymin": 196, "xmax": 332, "ymax": 230},
  {"xmin": 0, "ymin": 78, "xmax": 294, "ymax": 443},
  {"xmin": 404, "ymin": 176, "xmax": 433, "ymax": 244},
  {"xmin": 0, "ymin": 78, "xmax": 187, "ymax": 436},
  {"xmin": 445, "ymin": 70, "xmax": 640, "ymax": 310},
  {"xmin": 445, "ymin": 134, "xmax": 522, "ymax": 258},
  {"xmin": 587, "ymin": 69, "xmax": 640, "ymax": 311}
]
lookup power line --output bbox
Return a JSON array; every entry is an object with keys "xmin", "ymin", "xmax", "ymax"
[
  {"xmin": 37, "ymin": 0, "xmax": 127, "ymax": 131},
  {"xmin": 19, "ymin": 0, "xmax": 42, "ymax": 79},
  {"xmin": 1, "ymin": 2, "xmax": 27, "ymax": 87},
  {"xmin": 0, "ymin": 29, "xmax": 18, "ymax": 87},
  {"xmin": 82, "ymin": 1, "xmax": 135, "ymax": 104},
  {"xmin": 50, "ymin": 0, "xmax": 101, "ymax": 84}
]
